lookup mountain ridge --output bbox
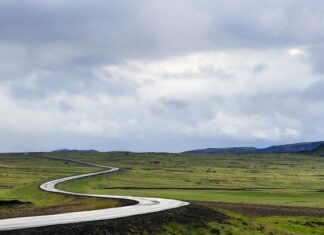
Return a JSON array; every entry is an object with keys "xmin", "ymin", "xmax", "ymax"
[
  {"xmin": 304, "ymin": 144, "xmax": 324, "ymax": 156},
  {"xmin": 51, "ymin": 149, "xmax": 99, "ymax": 153},
  {"xmin": 183, "ymin": 141, "xmax": 324, "ymax": 154}
]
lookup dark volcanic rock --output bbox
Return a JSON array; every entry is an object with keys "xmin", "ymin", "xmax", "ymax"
[
  {"xmin": 0, "ymin": 200, "xmax": 30, "ymax": 206},
  {"xmin": 2, "ymin": 205, "xmax": 227, "ymax": 235}
]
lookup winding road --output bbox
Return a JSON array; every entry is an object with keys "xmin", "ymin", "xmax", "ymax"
[{"xmin": 0, "ymin": 157, "xmax": 189, "ymax": 231}]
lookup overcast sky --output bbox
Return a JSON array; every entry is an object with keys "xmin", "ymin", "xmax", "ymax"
[{"xmin": 1, "ymin": 0, "xmax": 324, "ymax": 152}]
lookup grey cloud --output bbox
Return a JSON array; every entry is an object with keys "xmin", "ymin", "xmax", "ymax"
[
  {"xmin": 1, "ymin": 0, "xmax": 324, "ymax": 81},
  {"xmin": 149, "ymin": 97, "xmax": 222, "ymax": 127},
  {"xmin": 198, "ymin": 65, "xmax": 233, "ymax": 79},
  {"xmin": 0, "ymin": 0, "xmax": 324, "ymax": 152},
  {"xmin": 302, "ymin": 80, "xmax": 324, "ymax": 101},
  {"xmin": 310, "ymin": 45, "xmax": 324, "ymax": 74},
  {"xmin": 223, "ymin": 81, "xmax": 324, "ymax": 144},
  {"xmin": 161, "ymin": 99, "xmax": 188, "ymax": 110},
  {"xmin": 1, "ymin": 1, "xmax": 324, "ymax": 59},
  {"xmin": 253, "ymin": 64, "xmax": 267, "ymax": 74}
]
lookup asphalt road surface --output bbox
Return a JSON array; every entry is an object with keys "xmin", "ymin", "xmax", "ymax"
[{"xmin": 0, "ymin": 157, "xmax": 189, "ymax": 231}]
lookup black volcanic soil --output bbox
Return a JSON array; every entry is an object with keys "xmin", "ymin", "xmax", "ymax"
[
  {"xmin": 3, "ymin": 202, "xmax": 324, "ymax": 235},
  {"xmin": 198, "ymin": 201, "xmax": 324, "ymax": 217},
  {"xmin": 2, "ymin": 204, "xmax": 227, "ymax": 235},
  {"xmin": 0, "ymin": 200, "xmax": 30, "ymax": 206}
]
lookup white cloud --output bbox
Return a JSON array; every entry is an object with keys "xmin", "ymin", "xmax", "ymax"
[
  {"xmin": 176, "ymin": 110, "xmax": 300, "ymax": 140},
  {"xmin": 288, "ymin": 48, "xmax": 307, "ymax": 57},
  {"xmin": 1, "ymin": 0, "xmax": 324, "ymax": 151},
  {"xmin": 1, "ymin": 45, "xmax": 322, "ymax": 151},
  {"xmin": 101, "ymin": 48, "xmax": 318, "ymax": 100}
]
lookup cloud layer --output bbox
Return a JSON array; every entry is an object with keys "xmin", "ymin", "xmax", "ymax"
[{"xmin": 0, "ymin": 0, "xmax": 324, "ymax": 152}]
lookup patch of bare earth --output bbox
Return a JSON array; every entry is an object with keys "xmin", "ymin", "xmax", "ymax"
[
  {"xmin": 2, "ymin": 205, "xmax": 227, "ymax": 235},
  {"xmin": 198, "ymin": 201, "xmax": 324, "ymax": 217}
]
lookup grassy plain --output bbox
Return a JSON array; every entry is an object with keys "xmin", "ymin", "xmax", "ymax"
[
  {"xmin": 159, "ymin": 212, "xmax": 324, "ymax": 235},
  {"xmin": 60, "ymin": 152, "xmax": 324, "ymax": 208},
  {"xmin": 58, "ymin": 152, "xmax": 324, "ymax": 234},
  {"xmin": 0, "ymin": 153, "xmax": 118, "ymax": 218},
  {"xmin": 1, "ymin": 151, "xmax": 324, "ymax": 234}
]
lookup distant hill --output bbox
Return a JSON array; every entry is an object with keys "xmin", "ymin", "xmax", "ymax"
[
  {"xmin": 183, "ymin": 141, "xmax": 324, "ymax": 154},
  {"xmin": 51, "ymin": 149, "xmax": 99, "ymax": 153},
  {"xmin": 255, "ymin": 141, "xmax": 324, "ymax": 154},
  {"xmin": 305, "ymin": 144, "xmax": 324, "ymax": 156},
  {"xmin": 184, "ymin": 147, "xmax": 258, "ymax": 154}
]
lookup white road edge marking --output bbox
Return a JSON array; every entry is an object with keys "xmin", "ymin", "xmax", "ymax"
[{"xmin": 0, "ymin": 157, "xmax": 189, "ymax": 231}]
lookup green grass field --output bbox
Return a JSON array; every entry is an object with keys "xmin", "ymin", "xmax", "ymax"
[
  {"xmin": 158, "ymin": 212, "xmax": 324, "ymax": 235},
  {"xmin": 59, "ymin": 152, "xmax": 324, "ymax": 234},
  {"xmin": 59, "ymin": 152, "xmax": 324, "ymax": 208},
  {"xmin": 0, "ymin": 153, "xmax": 118, "ymax": 219},
  {"xmin": 1, "ymin": 151, "xmax": 324, "ymax": 234}
]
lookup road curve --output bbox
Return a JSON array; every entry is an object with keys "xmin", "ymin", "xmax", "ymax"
[{"xmin": 0, "ymin": 157, "xmax": 189, "ymax": 231}]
